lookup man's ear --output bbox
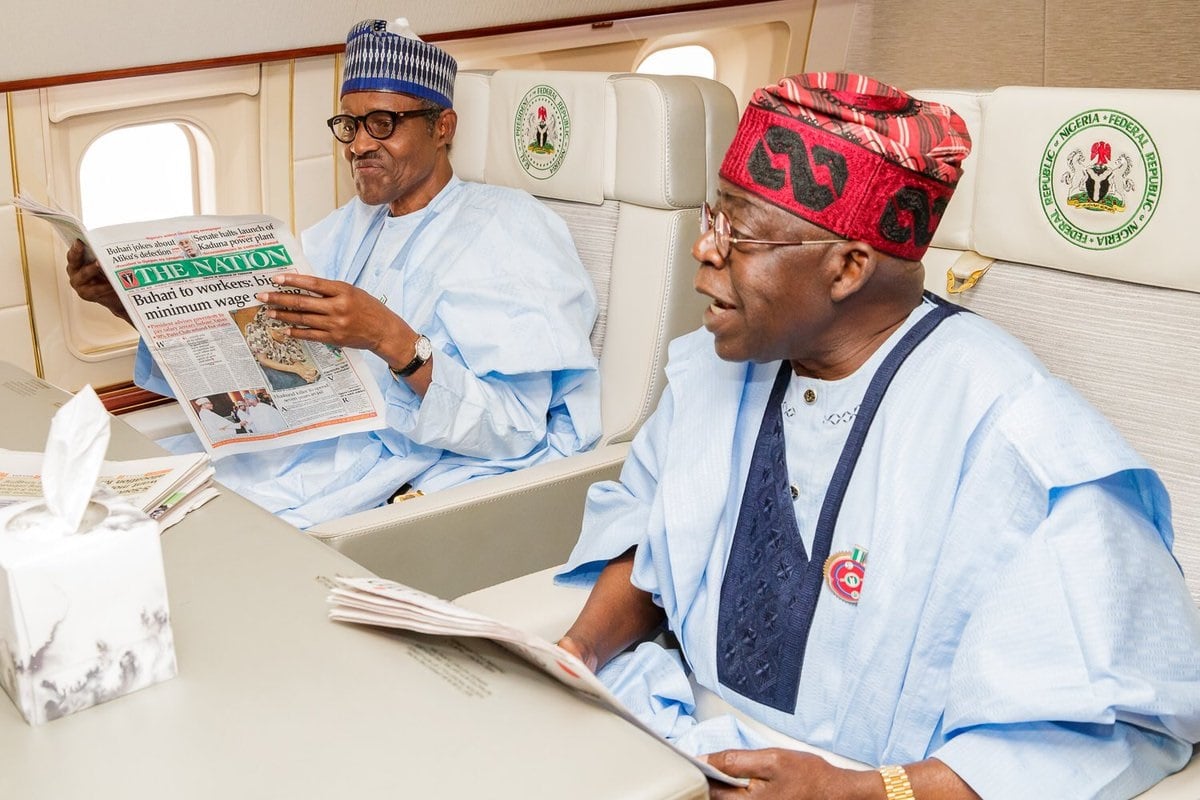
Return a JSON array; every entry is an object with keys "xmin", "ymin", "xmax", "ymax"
[
  {"xmin": 436, "ymin": 109, "xmax": 458, "ymax": 148},
  {"xmin": 827, "ymin": 240, "xmax": 877, "ymax": 303}
]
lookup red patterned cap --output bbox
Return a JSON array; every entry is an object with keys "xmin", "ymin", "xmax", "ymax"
[{"xmin": 719, "ymin": 73, "xmax": 971, "ymax": 261}]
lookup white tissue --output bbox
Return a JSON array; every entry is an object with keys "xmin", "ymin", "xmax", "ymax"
[
  {"xmin": 40, "ymin": 385, "xmax": 110, "ymax": 536},
  {"xmin": 0, "ymin": 386, "xmax": 176, "ymax": 725}
]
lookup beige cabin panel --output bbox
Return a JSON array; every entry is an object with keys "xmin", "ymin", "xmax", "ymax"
[
  {"xmin": 1046, "ymin": 0, "xmax": 1200, "ymax": 89},
  {"xmin": 259, "ymin": 61, "xmax": 295, "ymax": 227},
  {"xmin": 0, "ymin": 206, "xmax": 26, "ymax": 311},
  {"xmin": 1, "ymin": 100, "xmax": 38, "ymax": 376},
  {"xmin": 45, "ymin": 66, "xmax": 260, "ymax": 123},
  {"xmin": 842, "ymin": 0, "xmax": 1046, "ymax": 89},
  {"xmin": 0, "ymin": 306, "xmax": 36, "ymax": 375},
  {"xmin": 9, "ymin": 88, "xmax": 137, "ymax": 391},
  {"xmin": 447, "ymin": 0, "xmax": 810, "ymax": 107},
  {"xmin": 13, "ymin": 74, "xmax": 267, "ymax": 392},
  {"xmin": 706, "ymin": 22, "xmax": 798, "ymax": 110},
  {"xmin": 804, "ymin": 0, "xmax": 857, "ymax": 73},
  {"xmin": 293, "ymin": 56, "xmax": 339, "ymax": 163},
  {"xmin": 836, "ymin": 0, "xmax": 1200, "ymax": 92},
  {"xmin": 0, "ymin": 100, "xmax": 12, "ymax": 197},
  {"xmin": 453, "ymin": 40, "xmax": 644, "ymax": 73},
  {"xmin": 292, "ymin": 56, "xmax": 340, "ymax": 231},
  {"xmin": 293, "ymin": 155, "xmax": 337, "ymax": 234}
]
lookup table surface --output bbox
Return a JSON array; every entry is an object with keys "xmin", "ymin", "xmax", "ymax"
[{"xmin": 0, "ymin": 363, "xmax": 707, "ymax": 800}]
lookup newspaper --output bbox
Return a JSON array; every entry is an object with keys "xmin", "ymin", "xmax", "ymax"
[
  {"xmin": 0, "ymin": 450, "xmax": 218, "ymax": 530},
  {"xmin": 326, "ymin": 575, "xmax": 749, "ymax": 788},
  {"xmin": 14, "ymin": 195, "xmax": 388, "ymax": 458}
]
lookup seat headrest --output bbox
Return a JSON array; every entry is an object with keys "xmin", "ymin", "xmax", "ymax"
[
  {"xmin": 450, "ymin": 70, "xmax": 736, "ymax": 210},
  {"xmin": 919, "ymin": 85, "xmax": 1199, "ymax": 294}
]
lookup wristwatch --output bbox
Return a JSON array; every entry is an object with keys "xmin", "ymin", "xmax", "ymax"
[
  {"xmin": 878, "ymin": 765, "xmax": 915, "ymax": 800},
  {"xmin": 391, "ymin": 334, "xmax": 433, "ymax": 379}
]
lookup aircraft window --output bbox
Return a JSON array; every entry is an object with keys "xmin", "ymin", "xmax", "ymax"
[
  {"xmin": 635, "ymin": 45, "xmax": 715, "ymax": 79},
  {"xmin": 79, "ymin": 121, "xmax": 215, "ymax": 229}
]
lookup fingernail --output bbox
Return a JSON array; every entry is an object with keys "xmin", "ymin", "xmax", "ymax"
[{"xmin": 255, "ymin": 293, "xmax": 267, "ymax": 302}]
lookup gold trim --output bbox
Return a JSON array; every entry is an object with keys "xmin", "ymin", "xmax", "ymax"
[
  {"xmin": 945, "ymin": 263, "xmax": 991, "ymax": 294},
  {"xmin": 945, "ymin": 251, "xmax": 996, "ymax": 295},
  {"xmin": 8, "ymin": 91, "xmax": 45, "ymax": 378},
  {"xmin": 879, "ymin": 764, "xmax": 916, "ymax": 800},
  {"xmin": 333, "ymin": 52, "xmax": 343, "ymax": 208},
  {"xmin": 288, "ymin": 59, "xmax": 296, "ymax": 232}
]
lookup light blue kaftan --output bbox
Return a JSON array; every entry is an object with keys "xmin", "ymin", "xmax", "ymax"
[
  {"xmin": 136, "ymin": 177, "xmax": 601, "ymax": 527},
  {"xmin": 559, "ymin": 298, "xmax": 1200, "ymax": 799}
]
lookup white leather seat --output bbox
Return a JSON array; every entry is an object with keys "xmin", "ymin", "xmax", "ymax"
[
  {"xmin": 306, "ymin": 70, "xmax": 737, "ymax": 599},
  {"xmin": 457, "ymin": 84, "xmax": 1200, "ymax": 794}
]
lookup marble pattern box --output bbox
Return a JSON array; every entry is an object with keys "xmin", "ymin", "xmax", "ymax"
[{"xmin": 0, "ymin": 497, "xmax": 177, "ymax": 725}]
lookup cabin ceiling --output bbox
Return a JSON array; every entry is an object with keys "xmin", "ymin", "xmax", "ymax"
[{"xmin": 1, "ymin": 0, "xmax": 726, "ymax": 85}]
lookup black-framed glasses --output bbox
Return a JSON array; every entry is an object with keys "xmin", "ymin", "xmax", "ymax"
[
  {"xmin": 326, "ymin": 108, "xmax": 440, "ymax": 143},
  {"xmin": 699, "ymin": 202, "xmax": 841, "ymax": 259}
]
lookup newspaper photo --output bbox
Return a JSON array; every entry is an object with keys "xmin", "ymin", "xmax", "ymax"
[
  {"xmin": 14, "ymin": 195, "xmax": 388, "ymax": 458},
  {"xmin": 326, "ymin": 575, "xmax": 750, "ymax": 788}
]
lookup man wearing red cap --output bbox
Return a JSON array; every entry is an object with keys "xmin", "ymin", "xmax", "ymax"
[{"xmin": 556, "ymin": 74, "xmax": 1200, "ymax": 798}]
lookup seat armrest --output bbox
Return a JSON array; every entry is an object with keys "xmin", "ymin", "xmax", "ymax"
[
  {"xmin": 307, "ymin": 443, "xmax": 629, "ymax": 598},
  {"xmin": 456, "ymin": 565, "xmax": 590, "ymax": 642}
]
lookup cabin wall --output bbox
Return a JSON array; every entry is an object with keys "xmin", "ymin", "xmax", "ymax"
[
  {"xmin": 1, "ymin": 60, "xmax": 344, "ymax": 394},
  {"xmin": 0, "ymin": 0, "xmax": 734, "ymax": 87},
  {"xmin": 831, "ymin": 0, "xmax": 1200, "ymax": 91},
  {"xmin": 2, "ymin": 0, "xmax": 1198, "ymax": 394},
  {"xmin": 1, "ymin": 1, "xmax": 813, "ymax": 395},
  {"xmin": 0, "ymin": 99, "xmax": 38, "ymax": 376}
]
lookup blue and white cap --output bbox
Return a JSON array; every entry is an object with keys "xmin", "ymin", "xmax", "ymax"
[{"xmin": 341, "ymin": 18, "xmax": 457, "ymax": 108}]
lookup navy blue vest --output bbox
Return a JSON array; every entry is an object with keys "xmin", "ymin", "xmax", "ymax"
[{"xmin": 716, "ymin": 297, "xmax": 960, "ymax": 713}]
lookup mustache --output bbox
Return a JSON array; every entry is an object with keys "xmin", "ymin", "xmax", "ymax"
[{"xmin": 352, "ymin": 153, "xmax": 381, "ymax": 165}]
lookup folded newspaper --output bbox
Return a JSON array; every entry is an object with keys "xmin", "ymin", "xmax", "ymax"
[
  {"xmin": 13, "ymin": 194, "xmax": 388, "ymax": 459},
  {"xmin": 326, "ymin": 575, "xmax": 749, "ymax": 788},
  {"xmin": 0, "ymin": 450, "xmax": 217, "ymax": 530}
]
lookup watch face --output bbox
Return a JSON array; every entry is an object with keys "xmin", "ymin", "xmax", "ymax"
[{"xmin": 414, "ymin": 335, "xmax": 433, "ymax": 360}]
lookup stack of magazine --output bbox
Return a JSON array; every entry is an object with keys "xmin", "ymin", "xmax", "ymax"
[
  {"xmin": 326, "ymin": 575, "xmax": 747, "ymax": 788},
  {"xmin": 0, "ymin": 450, "xmax": 217, "ymax": 530}
]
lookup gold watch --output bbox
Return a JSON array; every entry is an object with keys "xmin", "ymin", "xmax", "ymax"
[{"xmin": 879, "ymin": 765, "xmax": 915, "ymax": 800}]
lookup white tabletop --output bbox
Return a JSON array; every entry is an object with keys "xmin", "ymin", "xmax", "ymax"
[{"xmin": 0, "ymin": 363, "xmax": 707, "ymax": 800}]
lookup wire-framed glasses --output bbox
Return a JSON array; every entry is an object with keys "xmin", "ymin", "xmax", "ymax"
[
  {"xmin": 326, "ymin": 108, "xmax": 440, "ymax": 143},
  {"xmin": 699, "ymin": 202, "xmax": 842, "ymax": 259}
]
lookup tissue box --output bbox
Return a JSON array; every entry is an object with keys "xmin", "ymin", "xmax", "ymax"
[{"xmin": 0, "ymin": 496, "xmax": 177, "ymax": 724}]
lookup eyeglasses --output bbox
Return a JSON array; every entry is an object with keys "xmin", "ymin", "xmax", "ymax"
[
  {"xmin": 699, "ymin": 202, "xmax": 842, "ymax": 260},
  {"xmin": 326, "ymin": 108, "xmax": 440, "ymax": 143}
]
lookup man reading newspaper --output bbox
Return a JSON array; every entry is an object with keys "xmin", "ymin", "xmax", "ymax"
[{"xmin": 63, "ymin": 19, "xmax": 601, "ymax": 528}]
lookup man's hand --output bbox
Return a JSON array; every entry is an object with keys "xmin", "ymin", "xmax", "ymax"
[
  {"xmin": 706, "ymin": 751, "xmax": 981, "ymax": 800},
  {"xmin": 558, "ymin": 549, "xmax": 666, "ymax": 674},
  {"xmin": 256, "ymin": 273, "xmax": 432, "ymax": 395},
  {"xmin": 255, "ymin": 273, "xmax": 413, "ymax": 354},
  {"xmin": 556, "ymin": 634, "xmax": 600, "ymax": 673},
  {"xmin": 706, "ymin": 749, "xmax": 879, "ymax": 799},
  {"xmin": 65, "ymin": 239, "xmax": 131, "ymax": 324}
]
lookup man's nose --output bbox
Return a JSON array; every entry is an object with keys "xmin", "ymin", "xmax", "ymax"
[
  {"xmin": 349, "ymin": 125, "xmax": 379, "ymax": 155},
  {"xmin": 692, "ymin": 227, "xmax": 725, "ymax": 269}
]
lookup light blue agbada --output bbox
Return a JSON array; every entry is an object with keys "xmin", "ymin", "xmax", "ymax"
[
  {"xmin": 137, "ymin": 177, "xmax": 601, "ymax": 527},
  {"xmin": 560, "ymin": 298, "xmax": 1200, "ymax": 799}
]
